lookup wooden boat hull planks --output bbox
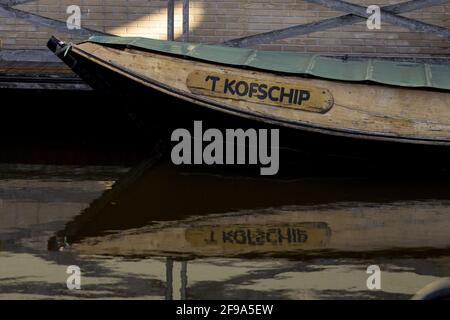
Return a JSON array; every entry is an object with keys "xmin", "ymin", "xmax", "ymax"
[{"xmin": 48, "ymin": 37, "xmax": 450, "ymax": 146}]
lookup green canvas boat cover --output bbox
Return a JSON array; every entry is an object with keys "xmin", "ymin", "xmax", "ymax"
[{"xmin": 87, "ymin": 36, "xmax": 450, "ymax": 90}]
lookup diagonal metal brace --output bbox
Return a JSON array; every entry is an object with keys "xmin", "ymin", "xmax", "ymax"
[
  {"xmin": 305, "ymin": 0, "xmax": 450, "ymax": 39},
  {"xmin": 0, "ymin": 3, "xmax": 111, "ymax": 37},
  {"xmin": 224, "ymin": 0, "xmax": 450, "ymax": 47}
]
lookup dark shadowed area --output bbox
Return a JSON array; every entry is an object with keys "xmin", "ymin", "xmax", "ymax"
[{"xmin": 0, "ymin": 88, "xmax": 449, "ymax": 300}]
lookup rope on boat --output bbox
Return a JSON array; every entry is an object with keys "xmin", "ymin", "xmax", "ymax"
[{"xmin": 54, "ymin": 41, "xmax": 73, "ymax": 57}]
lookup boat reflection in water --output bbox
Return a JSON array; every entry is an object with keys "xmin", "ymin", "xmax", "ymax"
[
  {"xmin": 48, "ymin": 158, "xmax": 450, "ymax": 299},
  {"xmin": 69, "ymin": 202, "xmax": 450, "ymax": 258}
]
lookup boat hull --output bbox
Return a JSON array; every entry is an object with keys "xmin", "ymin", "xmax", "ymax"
[
  {"xmin": 47, "ymin": 37, "xmax": 450, "ymax": 145},
  {"xmin": 46, "ymin": 37, "xmax": 450, "ymax": 174}
]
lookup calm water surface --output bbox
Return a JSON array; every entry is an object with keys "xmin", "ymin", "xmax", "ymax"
[{"xmin": 0, "ymin": 160, "xmax": 449, "ymax": 300}]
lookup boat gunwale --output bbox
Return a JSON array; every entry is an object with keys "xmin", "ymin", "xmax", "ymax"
[
  {"xmin": 122, "ymin": 45, "xmax": 450, "ymax": 94},
  {"xmin": 84, "ymin": 36, "xmax": 450, "ymax": 92}
]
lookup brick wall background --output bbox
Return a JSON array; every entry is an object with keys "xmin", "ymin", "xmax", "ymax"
[{"xmin": 0, "ymin": 0, "xmax": 449, "ymax": 57}]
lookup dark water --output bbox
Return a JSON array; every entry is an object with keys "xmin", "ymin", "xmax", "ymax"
[
  {"xmin": 0, "ymin": 160, "xmax": 449, "ymax": 300},
  {"xmin": 0, "ymin": 89, "xmax": 449, "ymax": 300}
]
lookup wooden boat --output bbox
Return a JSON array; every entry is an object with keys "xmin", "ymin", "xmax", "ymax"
[{"xmin": 47, "ymin": 36, "xmax": 450, "ymax": 147}]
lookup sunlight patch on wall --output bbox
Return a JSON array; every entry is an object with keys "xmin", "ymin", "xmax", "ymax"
[{"xmin": 109, "ymin": 3, "xmax": 204, "ymax": 40}]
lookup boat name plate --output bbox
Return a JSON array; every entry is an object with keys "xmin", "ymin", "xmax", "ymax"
[{"xmin": 187, "ymin": 70, "xmax": 334, "ymax": 113}]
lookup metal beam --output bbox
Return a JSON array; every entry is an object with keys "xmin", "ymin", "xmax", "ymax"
[
  {"xmin": 180, "ymin": 261, "xmax": 187, "ymax": 300},
  {"xmin": 0, "ymin": 49, "xmax": 59, "ymax": 62},
  {"xmin": 224, "ymin": 0, "xmax": 450, "ymax": 47},
  {"xmin": 0, "ymin": 5, "xmax": 109, "ymax": 37},
  {"xmin": 182, "ymin": 0, "xmax": 189, "ymax": 42},
  {"xmin": 385, "ymin": 0, "xmax": 450, "ymax": 12},
  {"xmin": 165, "ymin": 258, "xmax": 173, "ymax": 300},
  {"xmin": 305, "ymin": 0, "xmax": 450, "ymax": 39},
  {"xmin": 224, "ymin": 14, "xmax": 361, "ymax": 47},
  {"xmin": 0, "ymin": 0, "xmax": 36, "ymax": 6},
  {"xmin": 167, "ymin": 0, "xmax": 174, "ymax": 41}
]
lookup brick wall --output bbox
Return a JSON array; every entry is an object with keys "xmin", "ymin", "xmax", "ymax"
[{"xmin": 0, "ymin": 0, "xmax": 449, "ymax": 57}]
